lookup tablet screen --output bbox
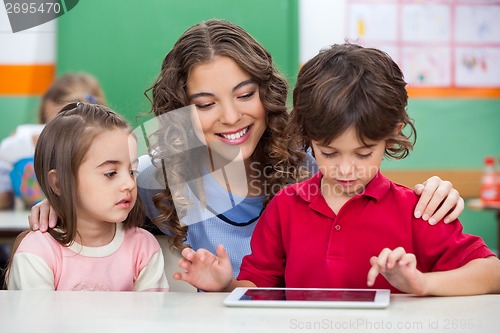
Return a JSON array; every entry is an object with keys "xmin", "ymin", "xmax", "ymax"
[{"xmin": 240, "ymin": 289, "xmax": 376, "ymax": 302}]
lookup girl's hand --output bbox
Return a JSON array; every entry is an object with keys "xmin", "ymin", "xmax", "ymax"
[
  {"xmin": 413, "ymin": 176, "xmax": 464, "ymax": 225},
  {"xmin": 173, "ymin": 244, "xmax": 234, "ymax": 292},
  {"xmin": 367, "ymin": 247, "xmax": 428, "ymax": 295},
  {"xmin": 28, "ymin": 198, "xmax": 58, "ymax": 232}
]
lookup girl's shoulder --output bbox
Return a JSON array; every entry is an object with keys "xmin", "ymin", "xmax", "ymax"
[
  {"xmin": 14, "ymin": 230, "xmax": 64, "ymax": 266},
  {"xmin": 124, "ymin": 226, "xmax": 162, "ymax": 249}
]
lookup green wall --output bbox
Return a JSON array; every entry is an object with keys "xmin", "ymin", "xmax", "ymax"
[
  {"xmin": 383, "ymin": 99, "xmax": 500, "ymax": 170},
  {"xmin": 0, "ymin": 98, "xmax": 40, "ymax": 138}
]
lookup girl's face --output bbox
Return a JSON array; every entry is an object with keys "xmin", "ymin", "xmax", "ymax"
[
  {"xmin": 42, "ymin": 100, "xmax": 66, "ymax": 123},
  {"xmin": 76, "ymin": 128, "xmax": 138, "ymax": 227},
  {"xmin": 312, "ymin": 126, "xmax": 387, "ymax": 200},
  {"xmin": 186, "ymin": 56, "xmax": 266, "ymax": 164}
]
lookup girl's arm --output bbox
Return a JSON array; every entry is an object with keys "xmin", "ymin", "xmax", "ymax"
[
  {"xmin": 173, "ymin": 244, "xmax": 255, "ymax": 292},
  {"xmin": 367, "ymin": 247, "xmax": 500, "ymax": 296},
  {"xmin": 134, "ymin": 249, "xmax": 169, "ymax": 292},
  {"xmin": 7, "ymin": 252, "xmax": 55, "ymax": 290}
]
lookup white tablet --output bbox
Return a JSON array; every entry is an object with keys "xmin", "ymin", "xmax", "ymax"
[{"xmin": 223, "ymin": 287, "xmax": 390, "ymax": 309}]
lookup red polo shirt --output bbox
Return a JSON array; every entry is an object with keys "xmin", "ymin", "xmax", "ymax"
[{"xmin": 238, "ymin": 172, "xmax": 494, "ymax": 293}]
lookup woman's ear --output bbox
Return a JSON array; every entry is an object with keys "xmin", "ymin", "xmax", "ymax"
[{"xmin": 48, "ymin": 169, "xmax": 61, "ymax": 196}]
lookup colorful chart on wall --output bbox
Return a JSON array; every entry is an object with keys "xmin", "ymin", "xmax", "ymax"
[{"xmin": 346, "ymin": 0, "xmax": 500, "ymax": 98}]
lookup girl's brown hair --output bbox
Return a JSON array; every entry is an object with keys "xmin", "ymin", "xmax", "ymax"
[
  {"xmin": 288, "ymin": 42, "xmax": 416, "ymax": 160},
  {"xmin": 144, "ymin": 19, "xmax": 307, "ymax": 250},
  {"xmin": 34, "ymin": 103, "xmax": 144, "ymax": 246}
]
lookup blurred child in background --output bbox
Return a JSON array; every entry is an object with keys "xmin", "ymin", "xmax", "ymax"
[{"xmin": 0, "ymin": 72, "xmax": 106, "ymax": 210}]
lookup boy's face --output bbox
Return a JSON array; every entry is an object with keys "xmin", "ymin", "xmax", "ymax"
[
  {"xmin": 76, "ymin": 129, "xmax": 138, "ymax": 227},
  {"xmin": 312, "ymin": 126, "xmax": 386, "ymax": 200}
]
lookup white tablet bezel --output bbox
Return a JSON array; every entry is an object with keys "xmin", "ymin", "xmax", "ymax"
[{"xmin": 223, "ymin": 287, "xmax": 391, "ymax": 308}]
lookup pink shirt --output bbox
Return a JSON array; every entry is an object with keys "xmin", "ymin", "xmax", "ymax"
[
  {"xmin": 238, "ymin": 172, "xmax": 494, "ymax": 293},
  {"xmin": 9, "ymin": 223, "xmax": 168, "ymax": 291}
]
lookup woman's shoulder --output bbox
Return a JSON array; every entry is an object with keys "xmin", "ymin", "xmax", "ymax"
[
  {"xmin": 137, "ymin": 155, "xmax": 165, "ymax": 190},
  {"xmin": 299, "ymin": 148, "xmax": 319, "ymax": 174}
]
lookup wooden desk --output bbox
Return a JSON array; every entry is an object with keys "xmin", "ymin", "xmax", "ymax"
[
  {"xmin": 0, "ymin": 210, "xmax": 29, "ymax": 238},
  {"xmin": 467, "ymin": 199, "xmax": 500, "ymax": 255},
  {"xmin": 0, "ymin": 291, "xmax": 498, "ymax": 333}
]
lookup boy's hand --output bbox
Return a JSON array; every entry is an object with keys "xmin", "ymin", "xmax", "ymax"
[
  {"xmin": 173, "ymin": 244, "xmax": 234, "ymax": 291},
  {"xmin": 367, "ymin": 247, "xmax": 428, "ymax": 295}
]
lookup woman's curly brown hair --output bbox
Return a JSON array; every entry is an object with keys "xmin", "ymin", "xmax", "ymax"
[{"xmin": 144, "ymin": 19, "xmax": 308, "ymax": 251}]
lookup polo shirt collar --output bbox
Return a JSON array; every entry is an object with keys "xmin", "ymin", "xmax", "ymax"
[
  {"xmin": 362, "ymin": 171, "xmax": 391, "ymax": 201},
  {"xmin": 295, "ymin": 171, "xmax": 392, "ymax": 218}
]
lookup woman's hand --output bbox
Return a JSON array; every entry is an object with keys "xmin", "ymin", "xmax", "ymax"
[
  {"xmin": 413, "ymin": 176, "xmax": 464, "ymax": 225},
  {"xmin": 28, "ymin": 198, "xmax": 58, "ymax": 232},
  {"xmin": 173, "ymin": 244, "xmax": 234, "ymax": 292}
]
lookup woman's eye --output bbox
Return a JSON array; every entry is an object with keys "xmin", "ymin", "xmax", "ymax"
[
  {"xmin": 238, "ymin": 91, "xmax": 255, "ymax": 100},
  {"xmin": 104, "ymin": 171, "xmax": 117, "ymax": 178},
  {"xmin": 130, "ymin": 170, "xmax": 139, "ymax": 177},
  {"xmin": 195, "ymin": 102, "xmax": 214, "ymax": 110}
]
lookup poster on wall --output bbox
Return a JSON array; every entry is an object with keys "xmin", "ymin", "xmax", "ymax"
[{"xmin": 346, "ymin": 0, "xmax": 500, "ymax": 97}]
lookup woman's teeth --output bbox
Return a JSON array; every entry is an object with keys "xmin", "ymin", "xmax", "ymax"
[{"xmin": 220, "ymin": 126, "xmax": 249, "ymax": 140}]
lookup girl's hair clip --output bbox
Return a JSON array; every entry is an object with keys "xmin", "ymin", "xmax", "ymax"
[{"xmin": 85, "ymin": 94, "xmax": 98, "ymax": 104}]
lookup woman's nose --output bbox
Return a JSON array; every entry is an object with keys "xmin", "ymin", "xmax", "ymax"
[{"xmin": 220, "ymin": 102, "xmax": 242, "ymax": 125}]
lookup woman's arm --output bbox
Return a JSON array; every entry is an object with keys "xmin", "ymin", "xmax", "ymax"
[{"xmin": 413, "ymin": 176, "xmax": 464, "ymax": 224}]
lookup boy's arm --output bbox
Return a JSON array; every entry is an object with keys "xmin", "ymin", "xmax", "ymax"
[
  {"xmin": 173, "ymin": 244, "xmax": 255, "ymax": 291},
  {"xmin": 422, "ymin": 256, "xmax": 500, "ymax": 296},
  {"xmin": 367, "ymin": 247, "xmax": 500, "ymax": 296}
]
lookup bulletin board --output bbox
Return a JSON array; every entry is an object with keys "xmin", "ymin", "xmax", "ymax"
[{"xmin": 346, "ymin": 0, "xmax": 500, "ymax": 98}]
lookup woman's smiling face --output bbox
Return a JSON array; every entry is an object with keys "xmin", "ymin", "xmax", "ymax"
[{"xmin": 186, "ymin": 56, "xmax": 266, "ymax": 164}]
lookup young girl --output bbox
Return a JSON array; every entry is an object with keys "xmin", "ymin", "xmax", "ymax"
[
  {"xmin": 173, "ymin": 43, "xmax": 500, "ymax": 296},
  {"xmin": 7, "ymin": 103, "xmax": 169, "ymax": 291},
  {"xmin": 30, "ymin": 20, "xmax": 466, "ymax": 278}
]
